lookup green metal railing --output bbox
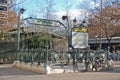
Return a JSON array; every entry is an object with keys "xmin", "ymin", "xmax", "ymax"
[{"xmin": 19, "ymin": 48, "xmax": 41, "ymax": 65}]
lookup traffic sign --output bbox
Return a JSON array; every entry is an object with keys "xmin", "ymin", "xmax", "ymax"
[
  {"xmin": 0, "ymin": 13, "xmax": 7, "ymax": 18},
  {"xmin": 0, "ymin": 5, "xmax": 7, "ymax": 11},
  {"xmin": 0, "ymin": 20, "xmax": 8, "ymax": 25}
]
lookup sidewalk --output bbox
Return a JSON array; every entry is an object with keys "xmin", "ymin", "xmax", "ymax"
[
  {"xmin": 50, "ymin": 62, "xmax": 86, "ymax": 74},
  {"xmin": 12, "ymin": 61, "xmax": 86, "ymax": 74},
  {"xmin": 12, "ymin": 61, "xmax": 120, "ymax": 74}
]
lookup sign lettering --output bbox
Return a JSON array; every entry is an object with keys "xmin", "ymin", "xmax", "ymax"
[
  {"xmin": 34, "ymin": 19, "xmax": 58, "ymax": 26},
  {"xmin": 72, "ymin": 27, "xmax": 88, "ymax": 32}
]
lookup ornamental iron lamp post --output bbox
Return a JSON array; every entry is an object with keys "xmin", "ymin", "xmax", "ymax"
[
  {"xmin": 62, "ymin": 15, "xmax": 71, "ymax": 50},
  {"xmin": 72, "ymin": 18, "xmax": 77, "ymax": 72},
  {"xmin": 17, "ymin": 8, "xmax": 25, "ymax": 60}
]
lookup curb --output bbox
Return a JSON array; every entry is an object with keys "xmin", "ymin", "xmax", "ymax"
[{"xmin": 12, "ymin": 61, "xmax": 45, "ymax": 74}]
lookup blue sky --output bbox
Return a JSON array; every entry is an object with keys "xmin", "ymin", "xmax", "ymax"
[
  {"xmin": 20, "ymin": 0, "xmax": 80, "ymax": 10},
  {"xmin": 18, "ymin": 0, "xmax": 82, "ymax": 18},
  {"xmin": 18, "ymin": 0, "xmax": 99, "ymax": 20}
]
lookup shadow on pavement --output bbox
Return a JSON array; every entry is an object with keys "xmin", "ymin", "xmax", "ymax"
[
  {"xmin": 100, "ymin": 67, "xmax": 120, "ymax": 73},
  {"xmin": 0, "ymin": 66, "xmax": 39, "ymax": 76}
]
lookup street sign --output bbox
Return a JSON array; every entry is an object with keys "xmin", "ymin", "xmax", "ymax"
[
  {"xmin": 72, "ymin": 27, "xmax": 88, "ymax": 32},
  {"xmin": 0, "ymin": 20, "xmax": 8, "ymax": 25},
  {"xmin": 72, "ymin": 32, "xmax": 88, "ymax": 48},
  {"xmin": 34, "ymin": 19, "xmax": 59, "ymax": 27},
  {"xmin": 0, "ymin": 13, "xmax": 7, "ymax": 18},
  {"xmin": 24, "ymin": 18, "xmax": 60, "ymax": 27},
  {"xmin": 0, "ymin": 5, "xmax": 7, "ymax": 11}
]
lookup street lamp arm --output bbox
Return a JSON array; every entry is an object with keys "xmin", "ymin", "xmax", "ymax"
[
  {"xmin": 56, "ymin": 20, "xmax": 67, "ymax": 33},
  {"xmin": 23, "ymin": 17, "xmax": 32, "ymax": 20}
]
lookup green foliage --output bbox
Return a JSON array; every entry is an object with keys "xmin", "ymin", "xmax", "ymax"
[
  {"xmin": 25, "ymin": 32, "xmax": 52, "ymax": 49},
  {"xmin": 27, "ymin": 35, "xmax": 39, "ymax": 48}
]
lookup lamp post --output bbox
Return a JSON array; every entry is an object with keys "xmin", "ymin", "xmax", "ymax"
[
  {"xmin": 72, "ymin": 18, "xmax": 77, "ymax": 72},
  {"xmin": 99, "ymin": 0, "xmax": 103, "ymax": 50},
  {"xmin": 62, "ymin": 16, "xmax": 77, "ymax": 69},
  {"xmin": 17, "ymin": 8, "xmax": 25, "ymax": 60},
  {"xmin": 62, "ymin": 15, "xmax": 71, "ymax": 50},
  {"xmin": 44, "ymin": 45, "xmax": 51, "ymax": 74}
]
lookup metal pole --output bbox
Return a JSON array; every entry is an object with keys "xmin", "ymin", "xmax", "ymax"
[
  {"xmin": 99, "ymin": 29, "xmax": 102, "ymax": 50},
  {"xmin": 37, "ymin": 48, "xmax": 41, "ymax": 66},
  {"xmin": 45, "ymin": 45, "xmax": 49, "ymax": 67},
  {"xmin": 17, "ymin": 11, "xmax": 21, "ymax": 60},
  {"xmin": 67, "ymin": 18, "xmax": 70, "ymax": 48},
  {"xmin": 72, "ymin": 21, "xmax": 77, "ymax": 72},
  {"xmin": 31, "ymin": 48, "xmax": 34, "ymax": 64},
  {"xmin": 72, "ymin": 46, "xmax": 76, "ymax": 72},
  {"xmin": 17, "ymin": 8, "xmax": 25, "ymax": 60},
  {"xmin": 65, "ymin": 16, "xmax": 71, "ymax": 50},
  {"xmin": 99, "ymin": 0, "xmax": 103, "ymax": 50}
]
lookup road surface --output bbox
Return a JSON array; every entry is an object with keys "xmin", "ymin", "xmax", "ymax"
[{"xmin": 0, "ymin": 64, "xmax": 120, "ymax": 80}]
